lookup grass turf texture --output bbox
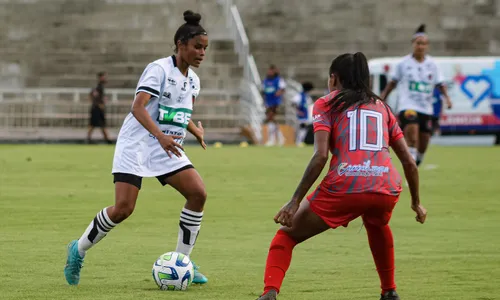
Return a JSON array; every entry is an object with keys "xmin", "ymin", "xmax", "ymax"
[{"xmin": 0, "ymin": 145, "xmax": 499, "ymax": 300}]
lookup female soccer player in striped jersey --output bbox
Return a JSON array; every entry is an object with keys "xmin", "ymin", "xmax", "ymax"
[
  {"xmin": 257, "ymin": 52, "xmax": 427, "ymax": 300},
  {"xmin": 381, "ymin": 24, "xmax": 453, "ymax": 166},
  {"xmin": 65, "ymin": 10, "xmax": 209, "ymax": 286}
]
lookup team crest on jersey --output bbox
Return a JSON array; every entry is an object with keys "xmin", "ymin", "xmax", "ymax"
[
  {"xmin": 168, "ymin": 77, "xmax": 176, "ymax": 85},
  {"xmin": 164, "ymin": 92, "xmax": 171, "ymax": 99}
]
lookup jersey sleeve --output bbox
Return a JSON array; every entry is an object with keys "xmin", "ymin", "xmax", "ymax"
[
  {"xmin": 290, "ymin": 93, "xmax": 301, "ymax": 105},
  {"xmin": 390, "ymin": 61, "xmax": 403, "ymax": 82},
  {"xmin": 312, "ymin": 97, "xmax": 332, "ymax": 132},
  {"xmin": 192, "ymin": 75, "xmax": 201, "ymax": 104},
  {"xmin": 278, "ymin": 77, "xmax": 286, "ymax": 89},
  {"xmin": 435, "ymin": 64, "xmax": 445, "ymax": 86},
  {"xmin": 135, "ymin": 63, "xmax": 164, "ymax": 98},
  {"xmin": 388, "ymin": 108, "xmax": 404, "ymax": 145}
]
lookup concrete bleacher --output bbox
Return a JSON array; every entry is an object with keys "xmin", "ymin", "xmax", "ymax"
[
  {"xmin": 0, "ymin": 0, "xmax": 248, "ymax": 143},
  {"xmin": 0, "ymin": 0, "xmax": 240, "ymax": 89},
  {"xmin": 3, "ymin": 0, "xmax": 500, "ymax": 143},
  {"xmin": 233, "ymin": 0, "xmax": 500, "ymax": 89}
]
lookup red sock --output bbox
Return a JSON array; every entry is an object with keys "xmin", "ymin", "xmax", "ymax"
[
  {"xmin": 365, "ymin": 223, "xmax": 396, "ymax": 293},
  {"xmin": 263, "ymin": 230, "xmax": 297, "ymax": 295}
]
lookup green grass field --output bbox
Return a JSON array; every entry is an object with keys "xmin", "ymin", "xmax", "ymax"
[{"xmin": 0, "ymin": 144, "xmax": 499, "ymax": 300}]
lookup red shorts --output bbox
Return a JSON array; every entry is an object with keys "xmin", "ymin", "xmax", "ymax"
[{"xmin": 306, "ymin": 188, "xmax": 399, "ymax": 228}]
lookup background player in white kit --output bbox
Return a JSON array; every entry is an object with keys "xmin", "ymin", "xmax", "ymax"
[
  {"xmin": 381, "ymin": 24, "xmax": 453, "ymax": 166},
  {"xmin": 64, "ymin": 10, "xmax": 209, "ymax": 286}
]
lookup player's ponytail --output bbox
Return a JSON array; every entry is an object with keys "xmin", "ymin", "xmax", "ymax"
[
  {"xmin": 174, "ymin": 10, "xmax": 208, "ymax": 52},
  {"xmin": 328, "ymin": 52, "xmax": 381, "ymax": 113}
]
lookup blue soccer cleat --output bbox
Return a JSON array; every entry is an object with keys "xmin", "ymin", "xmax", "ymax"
[
  {"xmin": 64, "ymin": 240, "xmax": 84, "ymax": 285},
  {"xmin": 191, "ymin": 261, "xmax": 208, "ymax": 284}
]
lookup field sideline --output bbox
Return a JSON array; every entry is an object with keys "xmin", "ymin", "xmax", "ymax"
[{"xmin": 0, "ymin": 145, "xmax": 499, "ymax": 300}]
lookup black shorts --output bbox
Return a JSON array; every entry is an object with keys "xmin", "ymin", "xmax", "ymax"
[
  {"xmin": 112, "ymin": 164, "xmax": 194, "ymax": 190},
  {"xmin": 431, "ymin": 116, "xmax": 440, "ymax": 132},
  {"xmin": 398, "ymin": 110, "xmax": 433, "ymax": 134}
]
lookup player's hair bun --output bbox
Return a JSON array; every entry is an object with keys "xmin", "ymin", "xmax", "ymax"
[
  {"xmin": 415, "ymin": 24, "xmax": 426, "ymax": 33},
  {"xmin": 183, "ymin": 10, "xmax": 202, "ymax": 26}
]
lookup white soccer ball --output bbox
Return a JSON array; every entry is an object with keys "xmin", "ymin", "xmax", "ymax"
[{"xmin": 152, "ymin": 251, "xmax": 194, "ymax": 291}]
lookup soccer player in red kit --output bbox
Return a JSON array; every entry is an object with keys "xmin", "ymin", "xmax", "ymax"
[{"xmin": 257, "ymin": 52, "xmax": 427, "ymax": 300}]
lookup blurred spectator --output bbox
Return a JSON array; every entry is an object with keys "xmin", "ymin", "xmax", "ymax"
[
  {"xmin": 291, "ymin": 81, "xmax": 314, "ymax": 146},
  {"xmin": 262, "ymin": 65, "xmax": 286, "ymax": 146},
  {"xmin": 87, "ymin": 71, "xmax": 112, "ymax": 144}
]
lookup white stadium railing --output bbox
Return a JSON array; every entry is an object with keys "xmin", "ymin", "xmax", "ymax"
[
  {"xmin": 0, "ymin": 88, "xmax": 241, "ymax": 131},
  {"xmin": 221, "ymin": 0, "xmax": 264, "ymax": 144}
]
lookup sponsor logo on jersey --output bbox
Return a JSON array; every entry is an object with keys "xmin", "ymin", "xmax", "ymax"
[
  {"xmin": 409, "ymin": 81, "xmax": 433, "ymax": 94},
  {"xmin": 168, "ymin": 77, "xmax": 177, "ymax": 85},
  {"xmin": 337, "ymin": 160, "xmax": 389, "ymax": 177},
  {"xmin": 158, "ymin": 105, "xmax": 192, "ymax": 128},
  {"xmin": 181, "ymin": 81, "xmax": 187, "ymax": 91}
]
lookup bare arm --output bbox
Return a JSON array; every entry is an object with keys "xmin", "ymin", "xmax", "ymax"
[
  {"xmin": 391, "ymin": 137, "xmax": 427, "ymax": 223},
  {"xmin": 380, "ymin": 80, "xmax": 398, "ymax": 101},
  {"xmin": 392, "ymin": 137, "xmax": 419, "ymax": 205},
  {"xmin": 274, "ymin": 130, "xmax": 330, "ymax": 227},
  {"xmin": 132, "ymin": 92, "xmax": 165, "ymax": 138},
  {"xmin": 290, "ymin": 130, "xmax": 330, "ymax": 203},
  {"xmin": 187, "ymin": 119, "xmax": 207, "ymax": 149},
  {"xmin": 438, "ymin": 84, "xmax": 453, "ymax": 109},
  {"xmin": 187, "ymin": 119, "xmax": 201, "ymax": 139},
  {"xmin": 132, "ymin": 92, "xmax": 183, "ymax": 157},
  {"xmin": 275, "ymin": 88, "xmax": 285, "ymax": 97}
]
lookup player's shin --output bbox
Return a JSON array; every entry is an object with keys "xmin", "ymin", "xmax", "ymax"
[
  {"xmin": 365, "ymin": 223, "xmax": 396, "ymax": 294},
  {"xmin": 176, "ymin": 208, "xmax": 203, "ymax": 256},
  {"xmin": 77, "ymin": 207, "xmax": 118, "ymax": 257},
  {"xmin": 263, "ymin": 230, "xmax": 297, "ymax": 295}
]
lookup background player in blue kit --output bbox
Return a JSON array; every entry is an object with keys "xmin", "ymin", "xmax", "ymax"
[{"xmin": 262, "ymin": 65, "xmax": 286, "ymax": 146}]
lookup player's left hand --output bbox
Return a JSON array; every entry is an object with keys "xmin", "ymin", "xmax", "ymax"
[
  {"xmin": 274, "ymin": 200, "xmax": 300, "ymax": 227},
  {"xmin": 445, "ymin": 97, "xmax": 453, "ymax": 109},
  {"xmin": 196, "ymin": 121, "xmax": 207, "ymax": 150}
]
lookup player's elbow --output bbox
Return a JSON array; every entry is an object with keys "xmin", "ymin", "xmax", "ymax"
[
  {"xmin": 131, "ymin": 100, "xmax": 142, "ymax": 117},
  {"xmin": 402, "ymin": 159, "xmax": 418, "ymax": 173},
  {"xmin": 314, "ymin": 151, "xmax": 329, "ymax": 164}
]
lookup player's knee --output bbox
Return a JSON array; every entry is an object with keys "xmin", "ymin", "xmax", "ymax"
[
  {"xmin": 187, "ymin": 188, "xmax": 207, "ymax": 209},
  {"xmin": 111, "ymin": 203, "xmax": 135, "ymax": 223}
]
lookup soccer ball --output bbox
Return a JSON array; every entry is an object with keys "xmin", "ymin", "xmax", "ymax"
[{"xmin": 152, "ymin": 251, "xmax": 194, "ymax": 291}]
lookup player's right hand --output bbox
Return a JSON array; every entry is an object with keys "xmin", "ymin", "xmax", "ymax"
[
  {"xmin": 412, "ymin": 204, "xmax": 427, "ymax": 224},
  {"xmin": 157, "ymin": 134, "xmax": 184, "ymax": 158},
  {"xmin": 274, "ymin": 200, "xmax": 300, "ymax": 228}
]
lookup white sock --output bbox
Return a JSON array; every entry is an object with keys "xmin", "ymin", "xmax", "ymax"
[
  {"xmin": 297, "ymin": 127, "xmax": 307, "ymax": 145},
  {"xmin": 277, "ymin": 126, "xmax": 285, "ymax": 145},
  {"xmin": 267, "ymin": 123, "xmax": 276, "ymax": 144},
  {"xmin": 409, "ymin": 147, "xmax": 418, "ymax": 162},
  {"xmin": 417, "ymin": 152, "xmax": 425, "ymax": 163},
  {"xmin": 176, "ymin": 208, "xmax": 203, "ymax": 257},
  {"xmin": 77, "ymin": 207, "xmax": 117, "ymax": 257}
]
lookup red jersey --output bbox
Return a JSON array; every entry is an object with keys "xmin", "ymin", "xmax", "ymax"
[{"xmin": 312, "ymin": 91, "xmax": 404, "ymax": 196}]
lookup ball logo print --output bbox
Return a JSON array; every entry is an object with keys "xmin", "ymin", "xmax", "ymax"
[{"xmin": 152, "ymin": 252, "xmax": 194, "ymax": 291}]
